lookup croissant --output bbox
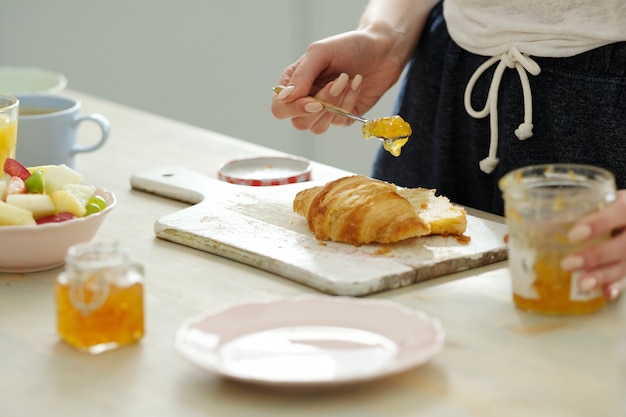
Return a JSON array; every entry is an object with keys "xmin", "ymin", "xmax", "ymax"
[{"xmin": 293, "ymin": 175, "xmax": 431, "ymax": 246}]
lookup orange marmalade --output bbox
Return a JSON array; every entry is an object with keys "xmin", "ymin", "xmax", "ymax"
[
  {"xmin": 56, "ymin": 242, "xmax": 144, "ymax": 353},
  {"xmin": 362, "ymin": 115, "xmax": 412, "ymax": 157},
  {"xmin": 56, "ymin": 277, "xmax": 144, "ymax": 352},
  {"xmin": 510, "ymin": 237, "xmax": 606, "ymax": 315},
  {"xmin": 499, "ymin": 164, "xmax": 616, "ymax": 315}
]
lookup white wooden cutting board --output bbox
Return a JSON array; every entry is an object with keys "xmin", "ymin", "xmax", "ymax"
[{"xmin": 130, "ymin": 167, "xmax": 508, "ymax": 296}]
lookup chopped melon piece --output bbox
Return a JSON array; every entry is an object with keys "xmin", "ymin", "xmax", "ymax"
[
  {"xmin": 66, "ymin": 183, "xmax": 96, "ymax": 211},
  {"xmin": 50, "ymin": 189, "xmax": 86, "ymax": 217},
  {"xmin": 0, "ymin": 200, "xmax": 36, "ymax": 225},
  {"xmin": 50, "ymin": 183, "xmax": 96, "ymax": 218},
  {"xmin": 64, "ymin": 183, "xmax": 97, "ymax": 201},
  {"xmin": 6, "ymin": 194, "xmax": 56, "ymax": 220},
  {"xmin": 27, "ymin": 165, "xmax": 56, "ymax": 175},
  {"xmin": 43, "ymin": 164, "xmax": 84, "ymax": 194}
]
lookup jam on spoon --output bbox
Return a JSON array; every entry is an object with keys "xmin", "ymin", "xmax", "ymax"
[{"xmin": 361, "ymin": 115, "xmax": 411, "ymax": 157}]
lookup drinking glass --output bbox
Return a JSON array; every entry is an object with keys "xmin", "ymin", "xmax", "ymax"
[{"xmin": 0, "ymin": 95, "xmax": 19, "ymax": 169}]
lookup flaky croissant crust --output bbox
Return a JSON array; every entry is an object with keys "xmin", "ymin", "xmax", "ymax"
[{"xmin": 293, "ymin": 175, "xmax": 431, "ymax": 246}]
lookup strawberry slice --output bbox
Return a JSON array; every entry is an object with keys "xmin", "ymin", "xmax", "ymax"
[
  {"xmin": 36, "ymin": 212, "xmax": 77, "ymax": 224},
  {"xmin": 3, "ymin": 158, "xmax": 31, "ymax": 181}
]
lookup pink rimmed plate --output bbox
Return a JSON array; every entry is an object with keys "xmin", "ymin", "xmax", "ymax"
[{"xmin": 175, "ymin": 295, "xmax": 444, "ymax": 389}]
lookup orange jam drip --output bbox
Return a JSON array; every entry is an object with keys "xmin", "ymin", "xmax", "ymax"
[
  {"xmin": 513, "ymin": 251, "xmax": 606, "ymax": 315},
  {"xmin": 362, "ymin": 115, "xmax": 412, "ymax": 157},
  {"xmin": 56, "ymin": 279, "xmax": 144, "ymax": 352}
]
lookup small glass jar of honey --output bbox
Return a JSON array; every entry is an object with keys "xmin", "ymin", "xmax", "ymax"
[
  {"xmin": 56, "ymin": 241, "xmax": 144, "ymax": 353},
  {"xmin": 499, "ymin": 164, "xmax": 616, "ymax": 315}
]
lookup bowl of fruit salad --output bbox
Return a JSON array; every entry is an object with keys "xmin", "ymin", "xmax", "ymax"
[{"xmin": 0, "ymin": 158, "xmax": 116, "ymax": 273}]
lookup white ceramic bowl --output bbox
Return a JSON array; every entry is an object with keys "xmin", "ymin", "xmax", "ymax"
[
  {"xmin": 0, "ymin": 66, "xmax": 67, "ymax": 95},
  {"xmin": 0, "ymin": 187, "xmax": 116, "ymax": 273}
]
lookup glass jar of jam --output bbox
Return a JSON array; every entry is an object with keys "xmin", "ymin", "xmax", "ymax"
[
  {"xmin": 499, "ymin": 164, "xmax": 616, "ymax": 315},
  {"xmin": 56, "ymin": 241, "xmax": 144, "ymax": 353}
]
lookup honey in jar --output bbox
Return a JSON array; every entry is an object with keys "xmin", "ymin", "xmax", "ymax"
[
  {"xmin": 56, "ymin": 241, "xmax": 144, "ymax": 353},
  {"xmin": 499, "ymin": 164, "xmax": 616, "ymax": 315}
]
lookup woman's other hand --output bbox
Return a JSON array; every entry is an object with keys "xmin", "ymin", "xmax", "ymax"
[{"xmin": 561, "ymin": 190, "xmax": 626, "ymax": 301}]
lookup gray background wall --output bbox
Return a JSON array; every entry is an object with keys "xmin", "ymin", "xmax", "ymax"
[{"xmin": 1, "ymin": 0, "xmax": 403, "ymax": 175}]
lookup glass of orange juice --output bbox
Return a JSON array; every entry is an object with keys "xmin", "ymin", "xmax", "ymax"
[
  {"xmin": 0, "ymin": 95, "xmax": 19, "ymax": 169},
  {"xmin": 499, "ymin": 164, "xmax": 616, "ymax": 315},
  {"xmin": 56, "ymin": 241, "xmax": 145, "ymax": 354}
]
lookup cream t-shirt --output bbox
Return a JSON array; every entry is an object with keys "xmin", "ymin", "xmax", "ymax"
[{"xmin": 443, "ymin": 0, "xmax": 626, "ymax": 57}]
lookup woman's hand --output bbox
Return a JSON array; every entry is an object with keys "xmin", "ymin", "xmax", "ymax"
[
  {"xmin": 271, "ymin": 0, "xmax": 438, "ymax": 135},
  {"xmin": 271, "ymin": 28, "xmax": 409, "ymax": 135},
  {"xmin": 561, "ymin": 190, "xmax": 626, "ymax": 301}
]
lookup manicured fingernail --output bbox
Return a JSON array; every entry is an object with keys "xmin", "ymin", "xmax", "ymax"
[
  {"xmin": 607, "ymin": 284, "xmax": 621, "ymax": 301},
  {"xmin": 330, "ymin": 73, "xmax": 349, "ymax": 97},
  {"xmin": 579, "ymin": 276, "xmax": 597, "ymax": 293},
  {"xmin": 277, "ymin": 85, "xmax": 295, "ymax": 100},
  {"xmin": 568, "ymin": 224, "xmax": 592, "ymax": 242},
  {"xmin": 304, "ymin": 102, "xmax": 323, "ymax": 113},
  {"xmin": 351, "ymin": 74, "xmax": 363, "ymax": 91},
  {"xmin": 561, "ymin": 255, "xmax": 584, "ymax": 271}
]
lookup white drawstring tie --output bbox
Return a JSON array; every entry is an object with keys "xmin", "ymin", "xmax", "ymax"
[{"xmin": 464, "ymin": 46, "xmax": 541, "ymax": 173}]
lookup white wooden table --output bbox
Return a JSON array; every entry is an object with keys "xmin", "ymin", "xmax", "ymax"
[{"xmin": 0, "ymin": 90, "xmax": 624, "ymax": 417}]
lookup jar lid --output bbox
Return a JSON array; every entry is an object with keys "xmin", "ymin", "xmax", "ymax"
[{"xmin": 217, "ymin": 156, "xmax": 312, "ymax": 186}]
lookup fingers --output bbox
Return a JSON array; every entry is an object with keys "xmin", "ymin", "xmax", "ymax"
[
  {"xmin": 272, "ymin": 72, "xmax": 363, "ymax": 135},
  {"xmin": 561, "ymin": 191, "xmax": 626, "ymax": 301},
  {"xmin": 306, "ymin": 73, "xmax": 350, "ymax": 134},
  {"xmin": 270, "ymin": 84, "xmax": 322, "ymax": 122},
  {"xmin": 604, "ymin": 277, "xmax": 625, "ymax": 301},
  {"xmin": 331, "ymin": 74, "xmax": 363, "ymax": 127},
  {"xmin": 567, "ymin": 190, "xmax": 626, "ymax": 242},
  {"xmin": 565, "ymin": 257, "xmax": 626, "ymax": 301},
  {"xmin": 274, "ymin": 45, "xmax": 332, "ymax": 103},
  {"xmin": 276, "ymin": 86, "xmax": 296, "ymax": 100}
]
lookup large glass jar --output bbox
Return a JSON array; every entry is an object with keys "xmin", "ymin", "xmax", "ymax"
[
  {"xmin": 499, "ymin": 164, "xmax": 616, "ymax": 315},
  {"xmin": 56, "ymin": 241, "xmax": 144, "ymax": 353}
]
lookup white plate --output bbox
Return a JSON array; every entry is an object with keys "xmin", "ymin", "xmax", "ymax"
[
  {"xmin": 217, "ymin": 156, "xmax": 311, "ymax": 186},
  {"xmin": 0, "ymin": 66, "xmax": 67, "ymax": 95},
  {"xmin": 175, "ymin": 295, "xmax": 444, "ymax": 389}
]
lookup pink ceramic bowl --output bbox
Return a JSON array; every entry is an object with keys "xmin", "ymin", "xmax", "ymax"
[{"xmin": 0, "ymin": 187, "xmax": 116, "ymax": 273}]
